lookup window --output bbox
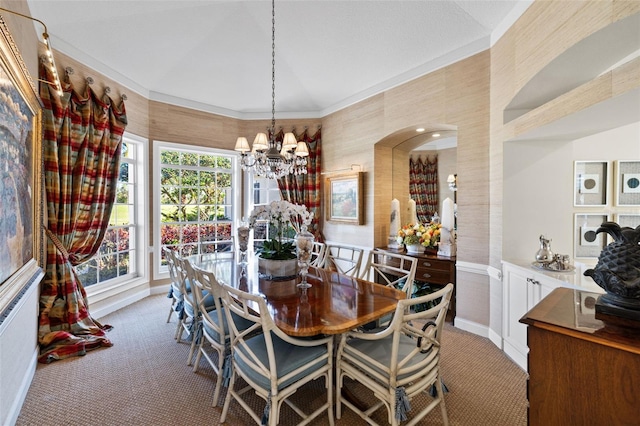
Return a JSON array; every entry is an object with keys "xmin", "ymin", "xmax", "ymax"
[
  {"xmin": 249, "ymin": 175, "xmax": 283, "ymax": 247},
  {"xmin": 76, "ymin": 134, "xmax": 146, "ymax": 288},
  {"xmin": 252, "ymin": 175, "xmax": 281, "ymax": 206},
  {"xmin": 155, "ymin": 142, "xmax": 240, "ymax": 274}
]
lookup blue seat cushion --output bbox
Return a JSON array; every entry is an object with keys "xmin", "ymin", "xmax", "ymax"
[
  {"xmin": 170, "ymin": 279, "xmax": 191, "ymax": 301},
  {"xmin": 234, "ymin": 332, "xmax": 328, "ymax": 391},
  {"xmin": 203, "ymin": 308, "xmax": 253, "ymax": 342},
  {"xmin": 345, "ymin": 333, "xmax": 432, "ymax": 381},
  {"xmin": 179, "ymin": 279, "xmax": 192, "ymax": 292},
  {"xmin": 184, "ymin": 290, "xmax": 215, "ymax": 318}
]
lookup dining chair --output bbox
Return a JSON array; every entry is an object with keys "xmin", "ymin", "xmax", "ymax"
[
  {"xmin": 175, "ymin": 255, "xmax": 215, "ymax": 365},
  {"xmin": 310, "ymin": 241, "xmax": 327, "ymax": 268},
  {"xmin": 359, "ymin": 249, "xmax": 418, "ymax": 329},
  {"xmin": 336, "ymin": 283, "xmax": 454, "ymax": 426},
  {"xmin": 323, "ymin": 244, "xmax": 364, "ymax": 277},
  {"xmin": 359, "ymin": 249, "xmax": 417, "ymax": 298},
  {"xmin": 201, "ymin": 236, "xmax": 235, "ymax": 254},
  {"xmin": 219, "ymin": 283, "xmax": 335, "ymax": 426},
  {"xmin": 190, "ymin": 263, "xmax": 253, "ymax": 406},
  {"xmin": 163, "ymin": 246, "xmax": 184, "ymax": 330}
]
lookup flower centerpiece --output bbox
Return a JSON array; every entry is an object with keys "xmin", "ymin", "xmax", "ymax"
[
  {"xmin": 249, "ymin": 200, "xmax": 314, "ymax": 259},
  {"xmin": 249, "ymin": 200, "xmax": 313, "ymax": 279},
  {"xmin": 397, "ymin": 222, "xmax": 442, "ymax": 253}
]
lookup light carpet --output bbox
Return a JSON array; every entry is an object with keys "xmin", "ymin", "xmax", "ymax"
[{"xmin": 16, "ymin": 294, "xmax": 527, "ymax": 425}]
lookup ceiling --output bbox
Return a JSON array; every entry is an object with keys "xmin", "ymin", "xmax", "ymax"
[{"xmin": 26, "ymin": 0, "xmax": 530, "ymax": 120}]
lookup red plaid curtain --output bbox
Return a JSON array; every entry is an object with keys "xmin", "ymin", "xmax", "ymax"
[
  {"xmin": 38, "ymin": 64, "xmax": 127, "ymax": 363},
  {"xmin": 277, "ymin": 128, "xmax": 323, "ymax": 241},
  {"xmin": 409, "ymin": 155, "xmax": 438, "ymax": 223}
]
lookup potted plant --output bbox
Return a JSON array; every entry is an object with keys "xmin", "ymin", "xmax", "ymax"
[{"xmin": 249, "ymin": 200, "xmax": 313, "ymax": 279}]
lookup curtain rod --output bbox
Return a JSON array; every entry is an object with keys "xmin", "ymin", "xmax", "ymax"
[{"xmin": 64, "ymin": 66, "xmax": 127, "ymax": 101}]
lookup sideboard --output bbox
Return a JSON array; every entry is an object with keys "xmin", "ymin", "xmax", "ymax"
[
  {"xmin": 376, "ymin": 247, "xmax": 456, "ymax": 320},
  {"xmin": 521, "ymin": 287, "xmax": 640, "ymax": 424}
]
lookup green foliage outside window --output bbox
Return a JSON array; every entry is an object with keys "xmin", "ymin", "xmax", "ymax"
[{"xmin": 159, "ymin": 149, "xmax": 235, "ymax": 256}]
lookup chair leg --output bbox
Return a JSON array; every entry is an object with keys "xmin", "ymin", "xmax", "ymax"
[
  {"xmin": 174, "ymin": 320, "xmax": 183, "ymax": 341},
  {"xmin": 192, "ymin": 342, "xmax": 204, "ymax": 372},
  {"xmin": 327, "ymin": 370, "xmax": 335, "ymax": 426},
  {"xmin": 220, "ymin": 370, "xmax": 235, "ymax": 424},
  {"xmin": 166, "ymin": 304, "xmax": 174, "ymax": 323},
  {"xmin": 187, "ymin": 335, "xmax": 198, "ymax": 366},
  {"xmin": 268, "ymin": 394, "xmax": 278, "ymax": 426},
  {"xmin": 436, "ymin": 376, "xmax": 449, "ymax": 426},
  {"xmin": 212, "ymin": 349, "xmax": 225, "ymax": 406},
  {"xmin": 335, "ymin": 370, "xmax": 342, "ymax": 419},
  {"xmin": 390, "ymin": 387, "xmax": 399, "ymax": 426}
]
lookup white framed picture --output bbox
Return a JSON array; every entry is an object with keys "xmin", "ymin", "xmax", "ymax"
[
  {"xmin": 574, "ymin": 213, "xmax": 610, "ymax": 259},
  {"xmin": 615, "ymin": 160, "xmax": 640, "ymax": 206},
  {"xmin": 574, "ymin": 161, "xmax": 608, "ymax": 207},
  {"xmin": 615, "ymin": 214, "xmax": 640, "ymax": 230}
]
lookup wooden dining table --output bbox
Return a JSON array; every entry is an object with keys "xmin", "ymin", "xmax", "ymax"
[{"xmin": 193, "ymin": 250, "xmax": 406, "ymax": 337}]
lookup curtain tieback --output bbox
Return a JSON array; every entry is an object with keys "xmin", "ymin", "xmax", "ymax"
[{"xmin": 45, "ymin": 228, "xmax": 71, "ymax": 263}]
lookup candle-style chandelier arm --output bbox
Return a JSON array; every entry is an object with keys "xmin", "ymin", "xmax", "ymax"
[{"xmin": 233, "ymin": 0, "xmax": 309, "ymax": 179}]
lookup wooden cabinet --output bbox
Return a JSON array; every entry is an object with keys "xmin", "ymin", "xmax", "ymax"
[
  {"xmin": 521, "ymin": 288, "xmax": 640, "ymax": 425},
  {"xmin": 375, "ymin": 248, "xmax": 456, "ymax": 319},
  {"xmin": 413, "ymin": 255, "xmax": 455, "ymax": 285}
]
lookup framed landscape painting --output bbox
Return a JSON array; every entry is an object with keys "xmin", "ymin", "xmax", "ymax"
[
  {"xmin": 0, "ymin": 17, "xmax": 43, "ymax": 324},
  {"xmin": 325, "ymin": 171, "xmax": 364, "ymax": 225}
]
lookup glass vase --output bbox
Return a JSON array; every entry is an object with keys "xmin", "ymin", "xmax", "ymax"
[
  {"xmin": 237, "ymin": 217, "xmax": 250, "ymax": 264},
  {"xmin": 295, "ymin": 225, "xmax": 315, "ymax": 289}
]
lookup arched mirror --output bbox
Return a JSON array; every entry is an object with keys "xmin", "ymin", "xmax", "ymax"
[{"xmin": 390, "ymin": 128, "xmax": 457, "ymax": 226}]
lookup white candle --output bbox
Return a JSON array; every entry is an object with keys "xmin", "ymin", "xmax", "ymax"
[
  {"xmin": 408, "ymin": 199, "xmax": 418, "ymax": 225},
  {"xmin": 390, "ymin": 199, "xmax": 401, "ymax": 236},
  {"xmin": 442, "ymin": 197, "xmax": 454, "ymax": 230}
]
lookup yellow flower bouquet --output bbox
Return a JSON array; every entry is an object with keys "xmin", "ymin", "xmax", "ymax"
[{"xmin": 396, "ymin": 222, "xmax": 442, "ymax": 248}]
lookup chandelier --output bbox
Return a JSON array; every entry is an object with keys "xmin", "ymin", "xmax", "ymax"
[{"xmin": 234, "ymin": 0, "xmax": 308, "ymax": 179}]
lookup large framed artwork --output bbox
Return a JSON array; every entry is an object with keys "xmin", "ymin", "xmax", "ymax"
[
  {"xmin": 325, "ymin": 171, "xmax": 364, "ymax": 225},
  {"xmin": 0, "ymin": 18, "xmax": 43, "ymax": 324}
]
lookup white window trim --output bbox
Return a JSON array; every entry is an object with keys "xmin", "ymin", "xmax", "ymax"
[
  {"xmin": 153, "ymin": 141, "xmax": 241, "ymax": 280},
  {"xmin": 86, "ymin": 132, "xmax": 149, "ymax": 298}
]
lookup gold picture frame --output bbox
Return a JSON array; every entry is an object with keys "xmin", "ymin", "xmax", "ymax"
[
  {"xmin": 0, "ymin": 17, "xmax": 44, "ymax": 324},
  {"xmin": 325, "ymin": 171, "xmax": 364, "ymax": 225}
]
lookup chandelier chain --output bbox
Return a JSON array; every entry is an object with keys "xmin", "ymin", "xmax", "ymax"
[
  {"xmin": 234, "ymin": 0, "xmax": 308, "ymax": 179},
  {"xmin": 271, "ymin": 0, "xmax": 276, "ymax": 138}
]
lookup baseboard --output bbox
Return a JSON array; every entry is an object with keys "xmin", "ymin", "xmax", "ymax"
[
  {"xmin": 503, "ymin": 340, "xmax": 528, "ymax": 371},
  {"xmin": 151, "ymin": 284, "xmax": 171, "ymax": 296},
  {"xmin": 93, "ymin": 288, "xmax": 150, "ymax": 320},
  {"xmin": 6, "ymin": 347, "xmax": 38, "ymax": 426},
  {"xmin": 453, "ymin": 317, "xmax": 489, "ymax": 338},
  {"xmin": 489, "ymin": 328, "xmax": 502, "ymax": 349}
]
